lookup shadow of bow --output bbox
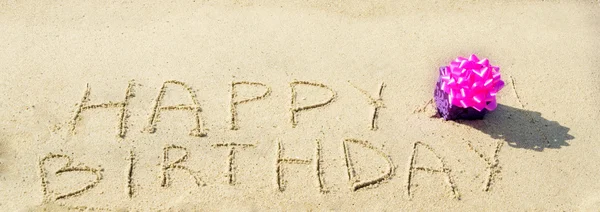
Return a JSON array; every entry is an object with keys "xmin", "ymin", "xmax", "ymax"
[{"xmin": 455, "ymin": 104, "xmax": 574, "ymax": 151}]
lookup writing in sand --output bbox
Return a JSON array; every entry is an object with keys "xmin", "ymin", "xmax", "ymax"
[{"xmin": 39, "ymin": 79, "xmax": 505, "ymax": 208}]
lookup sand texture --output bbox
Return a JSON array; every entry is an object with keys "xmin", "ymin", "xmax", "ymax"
[{"xmin": 1, "ymin": 0, "xmax": 600, "ymax": 211}]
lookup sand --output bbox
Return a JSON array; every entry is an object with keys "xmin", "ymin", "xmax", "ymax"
[{"xmin": 1, "ymin": 0, "xmax": 599, "ymax": 211}]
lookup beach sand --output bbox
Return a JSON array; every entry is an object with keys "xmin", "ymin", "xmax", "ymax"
[{"xmin": 1, "ymin": 0, "xmax": 599, "ymax": 210}]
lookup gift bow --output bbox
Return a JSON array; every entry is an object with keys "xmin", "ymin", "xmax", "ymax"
[{"xmin": 440, "ymin": 54, "xmax": 505, "ymax": 111}]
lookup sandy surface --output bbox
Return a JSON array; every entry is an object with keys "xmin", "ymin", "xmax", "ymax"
[{"xmin": 1, "ymin": 0, "xmax": 599, "ymax": 211}]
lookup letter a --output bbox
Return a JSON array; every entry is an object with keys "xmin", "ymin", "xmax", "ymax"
[
  {"xmin": 406, "ymin": 141, "xmax": 460, "ymax": 200},
  {"xmin": 145, "ymin": 80, "xmax": 206, "ymax": 137}
]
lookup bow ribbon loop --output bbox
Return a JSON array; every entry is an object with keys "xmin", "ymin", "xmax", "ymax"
[{"xmin": 440, "ymin": 54, "xmax": 504, "ymax": 111}]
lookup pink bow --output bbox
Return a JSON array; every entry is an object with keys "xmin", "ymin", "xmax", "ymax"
[{"xmin": 440, "ymin": 54, "xmax": 505, "ymax": 111}]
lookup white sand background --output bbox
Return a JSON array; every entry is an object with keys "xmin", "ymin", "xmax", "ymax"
[{"xmin": 1, "ymin": 0, "xmax": 599, "ymax": 211}]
